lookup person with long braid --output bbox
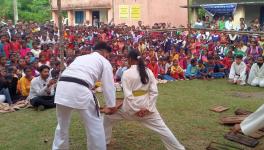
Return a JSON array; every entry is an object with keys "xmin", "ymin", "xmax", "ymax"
[{"xmin": 104, "ymin": 50, "xmax": 185, "ymax": 150}]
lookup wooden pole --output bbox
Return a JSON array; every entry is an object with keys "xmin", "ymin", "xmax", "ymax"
[
  {"xmin": 57, "ymin": 0, "xmax": 64, "ymax": 71},
  {"xmin": 187, "ymin": 0, "xmax": 190, "ymax": 30},
  {"xmin": 13, "ymin": 0, "xmax": 18, "ymax": 24}
]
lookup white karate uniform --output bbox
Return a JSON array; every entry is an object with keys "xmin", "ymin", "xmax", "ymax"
[
  {"xmin": 52, "ymin": 52, "xmax": 116, "ymax": 150},
  {"xmin": 241, "ymin": 104, "xmax": 264, "ymax": 135},
  {"xmin": 247, "ymin": 63, "xmax": 264, "ymax": 87},
  {"xmin": 229, "ymin": 62, "xmax": 247, "ymax": 85},
  {"xmin": 104, "ymin": 65, "xmax": 185, "ymax": 150}
]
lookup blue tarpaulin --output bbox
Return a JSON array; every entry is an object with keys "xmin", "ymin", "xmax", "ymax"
[{"xmin": 201, "ymin": 3, "xmax": 237, "ymax": 16}]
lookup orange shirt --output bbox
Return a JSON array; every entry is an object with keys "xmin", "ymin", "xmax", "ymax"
[{"xmin": 17, "ymin": 76, "xmax": 33, "ymax": 97}]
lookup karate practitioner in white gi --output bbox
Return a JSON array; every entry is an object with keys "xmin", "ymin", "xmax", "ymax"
[
  {"xmin": 104, "ymin": 50, "xmax": 185, "ymax": 150},
  {"xmin": 233, "ymin": 104, "xmax": 264, "ymax": 136},
  {"xmin": 52, "ymin": 42, "xmax": 117, "ymax": 150},
  {"xmin": 228, "ymin": 55, "xmax": 247, "ymax": 85},
  {"xmin": 247, "ymin": 56, "xmax": 264, "ymax": 87}
]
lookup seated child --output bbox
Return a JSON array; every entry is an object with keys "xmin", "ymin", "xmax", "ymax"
[
  {"xmin": 228, "ymin": 55, "xmax": 247, "ymax": 85},
  {"xmin": 205, "ymin": 56, "xmax": 215, "ymax": 79},
  {"xmin": 158, "ymin": 59, "xmax": 175, "ymax": 81},
  {"xmin": 213, "ymin": 56, "xmax": 225, "ymax": 78},
  {"xmin": 170, "ymin": 60, "xmax": 185, "ymax": 80},
  {"xmin": 197, "ymin": 60, "xmax": 208, "ymax": 79},
  {"xmin": 222, "ymin": 51, "xmax": 234, "ymax": 76},
  {"xmin": 185, "ymin": 59, "xmax": 198, "ymax": 80}
]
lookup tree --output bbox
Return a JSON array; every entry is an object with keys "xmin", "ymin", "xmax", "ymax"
[
  {"xmin": 0, "ymin": 0, "xmax": 13, "ymax": 20},
  {"xmin": 19, "ymin": 0, "xmax": 51, "ymax": 22},
  {"xmin": 0, "ymin": 0, "xmax": 51, "ymax": 23}
]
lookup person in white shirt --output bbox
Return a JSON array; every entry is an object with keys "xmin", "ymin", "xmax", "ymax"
[
  {"xmin": 228, "ymin": 55, "xmax": 247, "ymax": 85},
  {"xmin": 29, "ymin": 65, "xmax": 56, "ymax": 110},
  {"xmin": 247, "ymin": 56, "xmax": 264, "ymax": 87},
  {"xmin": 236, "ymin": 18, "xmax": 248, "ymax": 31},
  {"xmin": 52, "ymin": 42, "xmax": 117, "ymax": 150},
  {"xmin": 104, "ymin": 50, "xmax": 185, "ymax": 150},
  {"xmin": 31, "ymin": 42, "xmax": 41, "ymax": 58},
  {"xmin": 228, "ymin": 31, "xmax": 238, "ymax": 43},
  {"xmin": 225, "ymin": 17, "xmax": 234, "ymax": 30},
  {"xmin": 194, "ymin": 18, "xmax": 203, "ymax": 29}
]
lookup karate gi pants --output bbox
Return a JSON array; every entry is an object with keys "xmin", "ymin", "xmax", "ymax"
[
  {"xmin": 251, "ymin": 77, "xmax": 264, "ymax": 87},
  {"xmin": 104, "ymin": 110, "xmax": 185, "ymax": 150},
  {"xmin": 241, "ymin": 104, "xmax": 264, "ymax": 135},
  {"xmin": 52, "ymin": 104, "xmax": 106, "ymax": 150}
]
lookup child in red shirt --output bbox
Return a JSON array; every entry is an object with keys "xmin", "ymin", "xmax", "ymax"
[{"xmin": 147, "ymin": 57, "xmax": 159, "ymax": 78}]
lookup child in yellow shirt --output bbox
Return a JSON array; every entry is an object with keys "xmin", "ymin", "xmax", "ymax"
[{"xmin": 170, "ymin": 60, "xmax": 185, "ymax": 80}]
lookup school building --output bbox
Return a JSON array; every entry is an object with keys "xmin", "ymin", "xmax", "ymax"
[{"xmin": 50, "ymin": 0, "xmax": 188, "ymax": 27}]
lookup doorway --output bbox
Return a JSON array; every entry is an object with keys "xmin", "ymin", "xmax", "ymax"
[
  {"xmin": 75, "ymin": 11, "xmax": 84, "ymax": 24},
  {"xmin": 92, "ymin": 11, "xmax": 100, "ymax": 27}
]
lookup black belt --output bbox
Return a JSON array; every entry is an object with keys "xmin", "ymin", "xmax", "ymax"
[{"xmin": 59, "ymin": 76, "xmax": 100, "ymax": 117}]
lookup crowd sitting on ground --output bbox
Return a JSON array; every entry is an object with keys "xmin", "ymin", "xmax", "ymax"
[{"xmin": 0, "ymin": 18, "xmax": 264, "ymax": 112}]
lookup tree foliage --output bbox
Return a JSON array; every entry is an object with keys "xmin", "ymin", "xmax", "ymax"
[{"xmin": 0, "ymin": 0, "xmax": 51, "ymax": 23}]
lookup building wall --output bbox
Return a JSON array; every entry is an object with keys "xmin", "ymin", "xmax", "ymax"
[
  {"xmin": 244, "ymin": 5, "xmax": 261, "ymax": 25},
  {"xmin": 113, "ymin": 0, "xmax": 188, "ymax": 27},
  {"xmin": 51, "ymin": 0, "xmax": 112, "ymax": 10},
  {"xmin": 51, "ymin": 0, "xmax": 188, "ymax": 27}
]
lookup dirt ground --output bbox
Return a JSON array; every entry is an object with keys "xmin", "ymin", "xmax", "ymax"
[{"xmin": 230, "ymin": 92, "xmax": 264, "ymax": 99}]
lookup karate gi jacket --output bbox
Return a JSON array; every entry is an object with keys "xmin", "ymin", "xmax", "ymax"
[
  {"xmin": 55, "ymin": 52, "xmax": 116, "ymax": 109},
  {"xmin": 247, "ymin": 63, "xmax": 264, "ymax": 85},
  {"xmin": 229, "ymin": 62, "xmax": 247, "ymax": 80},
  {"xmin": 121, "ymin": 65, "xmax": 158, "ymax": 115}
]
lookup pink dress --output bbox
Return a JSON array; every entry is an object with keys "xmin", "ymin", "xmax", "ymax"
[{"xmin": 20, "ymin": 48, "xmax": 30, "ymax": 58}]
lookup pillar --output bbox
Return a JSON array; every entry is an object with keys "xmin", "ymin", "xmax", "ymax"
[
  {"xmin": 52, "ymin": 11, "xmax": 59, "ymax": 27},
  {"xmin": 108, "ymin": 8, "xmax": 113, "ymax": 24},
  {"xmin": 67, "ymin": 10, "xmax": 74, "ymax": 26},
  {"xmin": 85, "ymin": 10, "xmax": 92, "ymax": 25}
]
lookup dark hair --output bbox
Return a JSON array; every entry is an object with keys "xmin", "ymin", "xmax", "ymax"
[
  {"xmin": 38, "ymin": 65, "xmax": 50, "ymax": 73},
  {"xmin": 191, "ymin": 59, "xmax": 197, "ymax": 64},
  {"xmin": 127, "ymin": 50, "xmax": 149, "ymax": 84},
  {"xmin": 94, "ymin": 41, "xmax": 112, "ymax": 52},
  {"xmin": 23, "ymin": 66, "xmax": 32, "ymax": 72},
  {"xmin": 257, "ymin": 55, "xmax": 264, "ymax": 60},
  {"xmin": 235, "ymin": 54, "xmax": 243, "ymax": 60}
]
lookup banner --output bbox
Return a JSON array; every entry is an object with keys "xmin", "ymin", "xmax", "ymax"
[
  {"xmin": 131, "ymin": 5, "xmax": 141, "ymax": 20},
  {"xmin": 201, "ymin": 3, "xmax": 237, "ymax": 16},
  {"xmin": 119, "ymin": 5, "xmax": 129, "ymax": 19}
]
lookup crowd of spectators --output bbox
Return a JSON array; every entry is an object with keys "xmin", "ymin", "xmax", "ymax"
[
  {"xmin": 0, "ymin": 18, "xmax": 263, "ymax": 111},
  {"xmin": 193, "ymin": 16, "xmax": 264, "ymax": 32}
]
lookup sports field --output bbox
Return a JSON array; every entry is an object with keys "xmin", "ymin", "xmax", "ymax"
[{"xmin": 1, "ymin": 80, "xmax": 263, "ymax": 150}]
